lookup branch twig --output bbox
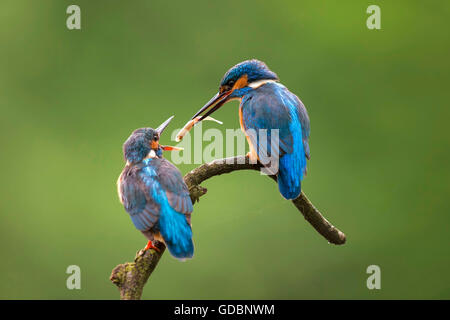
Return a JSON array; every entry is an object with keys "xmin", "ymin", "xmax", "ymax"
[{"xmin": 110, "ymin": 155, "xmax": 346, "ymax": 299}]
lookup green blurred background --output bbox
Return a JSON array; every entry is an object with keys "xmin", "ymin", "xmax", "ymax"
[{"xmin": 0, "ymin": 0, "xmax": 449, "ymax": 299}]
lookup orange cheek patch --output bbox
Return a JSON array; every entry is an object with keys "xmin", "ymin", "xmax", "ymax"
[
  {"xmin": 151, "ymin": 141, "xmax": 159, "ymax": 149},
  {"xmin": 233, "ymin": 74, "xmax": 248, "ymax": 90}
]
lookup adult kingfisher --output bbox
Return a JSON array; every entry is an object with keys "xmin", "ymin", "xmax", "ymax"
[
  {"xmin": 117, "ymin": 116, "xmax": 194, "ymax": 259},
  {"xmin": 190, "ymin": 59, "xmax": 310, "ymax": 200}
]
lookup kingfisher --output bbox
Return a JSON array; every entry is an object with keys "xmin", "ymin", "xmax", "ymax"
[
  {"xmin": 190, "ymin": 59, "xmax": 310, "ymax": 200},
  {"xmin": 117, "ymin": 116, "xmax": 194, "ymax": 259}
]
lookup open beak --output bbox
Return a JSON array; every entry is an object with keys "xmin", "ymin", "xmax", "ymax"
[
  {"xmin": 161, "ymin": 145, "xmax": 184, "ymax": 151},
  {"xmin": 191, "ymin": 90, "xmax": 232, "ymax": 121},
  {"xmin": 154, "ymin": 116, "xmax": 183, "ymax": 152},
  {"xmin": 156, "ymin": 115, "xmax": 174, "ymax": 135}
]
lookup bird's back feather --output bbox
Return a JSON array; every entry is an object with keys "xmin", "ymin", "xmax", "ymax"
[
  {"xmin": 241, "ymin": 82, "xmax": 309, "ymax": 199},
  {"xmin": 118, "ymin": 158, "xmax": 194, "ymax": 259}
]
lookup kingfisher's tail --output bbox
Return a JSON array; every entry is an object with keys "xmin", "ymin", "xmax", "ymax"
[
  {"xmin": 159, "ymin": 202, "xmax": 194, "ymax": 259},
  {"xmin": 277, "ymin": 152, "xmax": 303, "ymax": 200}
]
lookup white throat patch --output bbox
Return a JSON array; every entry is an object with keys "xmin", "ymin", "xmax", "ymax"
[
  {"xmin": 248, "ymin": 79, "xmax": 277, "ymax": 89},
  {"xmin": 146, "ymin": 149, "xmax": 157, "ymax": 159}
]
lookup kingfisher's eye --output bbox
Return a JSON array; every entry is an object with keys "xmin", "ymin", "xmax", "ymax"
[
  {"xmin": 153, "ymin": 135, "xmax": 159, "ymax": 141},
  {"xmin": 227, "ymin": 80, "xmax": 235, "ymax": 89},
  {"xmin": 221, "ymin": 81, "xmax": 234, "ymax": 93}
]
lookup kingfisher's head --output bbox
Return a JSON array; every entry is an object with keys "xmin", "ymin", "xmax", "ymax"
[
  {"xmin": 123, "ymin": 116, "xmax": 181, "ymax": 164},
  {"xmin": 191, "ymin": 59, "xmax": 279, "ymax": 121}
]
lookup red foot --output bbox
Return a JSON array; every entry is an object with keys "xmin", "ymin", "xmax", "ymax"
[{"xmin": 144, "ymin": 240, "xmax": 160, "ymax": 252}]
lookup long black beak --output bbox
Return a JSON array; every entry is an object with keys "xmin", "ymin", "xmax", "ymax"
[
  {"xmin": 191, "ymin": 91, "xmax": 232, "ymax": 121},
  {"xmin": 156, "ymin": 115, "xmax": 174, "ymax": 135}
]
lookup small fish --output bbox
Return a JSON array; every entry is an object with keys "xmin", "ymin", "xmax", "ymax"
[{"xmin": 175, "ymin": 116, "xmax": 222, "ymax": 142}]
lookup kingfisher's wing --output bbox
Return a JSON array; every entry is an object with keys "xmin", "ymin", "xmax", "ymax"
[
  {"xmin": 295, "ymin": 91, "xmax": 311, "ymax": 160},
  {"xmin": 241, "ymin": 83, "xmax": 309, "ymax": 199},
  {"xmin": 155, "ymin": 159, "xmax": 193, "ymax": 223},
  {"xmin": 118, "ymin": 165, "xmax": 161, "ymax": 231},
  {"xmin": 146, "ymin": 159, "xmax": 194, "ymax": 259},
  {"xmin": 241, "ymin": 83, "xmax": 310, "ymax": 164}
]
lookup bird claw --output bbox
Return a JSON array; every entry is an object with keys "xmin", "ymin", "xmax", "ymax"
[{"xmin": 144, "ymin": 240, "xmax": 161, "ymax": 253}]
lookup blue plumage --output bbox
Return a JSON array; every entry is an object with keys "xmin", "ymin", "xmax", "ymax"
[
  {"xmin": 241, "ymin": 82, "xmax": 308, "ymax": 199},
  {"xmin": 157, "ymin": 190, "xmax": 194, "ymax": 258},
  {"xmin": 118, "ymin": 119, "xmax": 194, "ymax": 259},
  {"xmin": 221, "ymin": 59, "xmax": 278, "ymax": 87},
  {"xmin": 190, "ymin": 59, "xmax": 311, "ymax": 200}
]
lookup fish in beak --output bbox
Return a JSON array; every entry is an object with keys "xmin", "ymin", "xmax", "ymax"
[
  {"xmin": 175, "ymin": 116, "xmax": 223, "ymax": 142},
  {"xmin": 174, "ymin": 91, "xmax": 229, "ymax": 142},
  {"xmin": 176, "ymin": 74, "xmax": 249, "ymax": 141},
  {"xmin": 190, "ymin": 74, "xmax": 248, "ymax": 122}
]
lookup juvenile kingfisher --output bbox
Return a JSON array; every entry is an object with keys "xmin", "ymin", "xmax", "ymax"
[
  {"xmin": 190, "ymin": 59, "xmax": 310, "ymax": 200},
  {"xmin": 117, "ymin": 116, "xmax": 194, "ymax": 259}
]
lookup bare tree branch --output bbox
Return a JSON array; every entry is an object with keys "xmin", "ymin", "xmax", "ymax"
[
  {"xmin": 110, "ymin": 155, "xmax": 346, "ymax": 299},
  {"xmin": 110, "ymin": 241, "xmax": 166, "ymax": 300}
]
